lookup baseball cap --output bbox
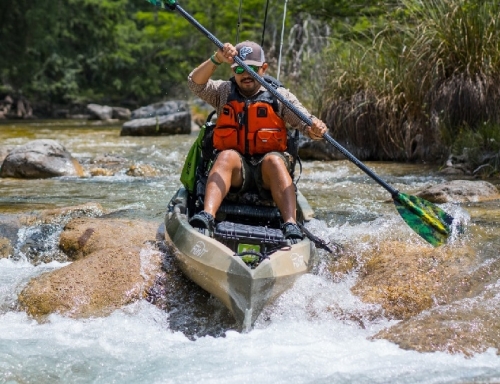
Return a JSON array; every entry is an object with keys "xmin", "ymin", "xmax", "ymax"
[{"xmin": 231, "ymin": 41, "xmax": 266, "ymax": 68}]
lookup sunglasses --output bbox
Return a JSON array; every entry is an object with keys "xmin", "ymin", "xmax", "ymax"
[{"xmin": 233, "ymin": 65, "xmax": 260, "ymax": 75}]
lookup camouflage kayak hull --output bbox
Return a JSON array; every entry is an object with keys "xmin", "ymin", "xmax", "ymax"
[{"xmin": 164, "ymin": 187, "xmax": 317, "ymax": 331}]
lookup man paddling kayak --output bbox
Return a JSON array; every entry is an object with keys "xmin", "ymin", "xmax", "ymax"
[{"xmin": 187, "ymin": 40, "xmax": 327, "ymax": 240}]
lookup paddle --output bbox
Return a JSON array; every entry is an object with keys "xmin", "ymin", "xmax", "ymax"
[{"xmin": 146, "ymin": 0, "xmax": 455, "ymax": 247}]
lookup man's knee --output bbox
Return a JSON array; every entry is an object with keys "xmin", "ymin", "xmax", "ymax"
[
  {"xmin": 261, "ymin": 153, "xmax": 287, "ymax": 171},
  {"xmin": 214, "ymin": 150, "xmax": 242, "ymax": 167}
]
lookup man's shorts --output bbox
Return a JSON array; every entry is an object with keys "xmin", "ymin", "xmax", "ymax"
[{"xmin": 214, "ymin": 150, "xmax": 294, "ymax": 200}]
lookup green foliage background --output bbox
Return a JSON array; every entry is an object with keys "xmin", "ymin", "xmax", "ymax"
[{"xmin": 0, "ymin": 0, "xmax": 377, "ymax": 108}]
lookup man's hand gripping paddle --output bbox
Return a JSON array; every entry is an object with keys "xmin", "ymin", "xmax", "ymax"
[{"xmin": 147, "ymin": 0, "xmax": 458, "ymax": 247}]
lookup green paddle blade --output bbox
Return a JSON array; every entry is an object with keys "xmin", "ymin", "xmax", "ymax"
[{"xmin": 394, "ymin": 192, "xmax": 454, "ymax": 247}]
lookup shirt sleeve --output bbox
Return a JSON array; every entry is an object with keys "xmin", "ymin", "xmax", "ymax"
[
  {"xmin": 276, "ymin": 87, "xmax": 317, "ymax": 137},
  {"xmin": 187, "ymin": 71, "xmax": 230, "ymax": 113}
]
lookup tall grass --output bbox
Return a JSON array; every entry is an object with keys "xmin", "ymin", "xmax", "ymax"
[{"xmin": 319, "ymin": 0, "xmax": 500, "ymax": 163}]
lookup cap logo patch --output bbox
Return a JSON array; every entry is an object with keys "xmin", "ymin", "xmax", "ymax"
[{"xmin": 239, "ymin": 46, "xmax": 253, "ymax": 60}]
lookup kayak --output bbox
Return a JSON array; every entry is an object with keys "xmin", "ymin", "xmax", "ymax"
[{"xmin": 164, "ymin": 186, "xmax": 318, "ymax": 331}]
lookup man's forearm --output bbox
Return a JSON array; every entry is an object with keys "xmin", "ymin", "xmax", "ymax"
[{"xmin": 191, "ymin": 51, "xmax": 224, "ymax": 85}]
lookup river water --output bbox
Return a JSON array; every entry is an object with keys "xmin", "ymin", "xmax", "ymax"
[{"xmin": 1, "ymin": 120, "xmax": 500, "ymax": 383}]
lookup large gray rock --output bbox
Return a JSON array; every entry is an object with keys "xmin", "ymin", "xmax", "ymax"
[
  {"xmin": 120, "ymin": 111, "xmax": 191, "ymax": 136},
  {"xmin": 0, "ymin": 139, "xmax": 84, "ymax": 178},
  {"xmin": 120, "ymin": 100, "xmax": 191, "ymax": 136},
  {"xmin": 112, "ymin": 107, "xmax": 131, "ymax": 120},
  {"xmin": 0, "ymin": 145, "xmax": 14, "ymax": 164},
  {"xmin": 87, "ymin": 103, "xmax": 113, "ymax": 120},
  {"xmin": 130, "ymin": 100, "xmax": 188, "ymax": 119}
]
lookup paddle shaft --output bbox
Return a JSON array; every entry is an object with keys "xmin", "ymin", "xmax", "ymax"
[{"xmin": 164, "ymin": 0, "xmax": 400, "ymax": 198}]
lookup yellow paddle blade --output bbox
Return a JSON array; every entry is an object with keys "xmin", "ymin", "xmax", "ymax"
[{"xmin": 394, "ymin": 193, "xmax": 454, "ymax": 247}]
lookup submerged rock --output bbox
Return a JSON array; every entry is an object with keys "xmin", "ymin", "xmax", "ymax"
[{"xmin": 0, "ymin": 139, "xmax": 84, "ymax": 178}]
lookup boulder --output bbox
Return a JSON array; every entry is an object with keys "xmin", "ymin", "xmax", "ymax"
[
  {"xmin": 417, "ymin": 180, "xmax": 500, "ymax": 203},
  {"xmin": 121, "ymin": 100, "xmax": 191, "ymax": 136},
  {"xmin": 0, "ymin": 139, "xmax": 84, "ymax": 178},
  {"xmin": 120, "ymin": 112, "xmax": 191, "ymax": 136},
  {"xmin": 372, "ymin": 279, "xmax": 500, "ymax": 356},
  {"xmin": 349, "ymin": 241, "xmax": 478, "ymax": 320},
  {"xmin": 18, "ymin": 217, "xmax": 163, "ymax": 319},
  {"xmin": 112, "ymin": 107, "xmax": 131, "ymax": 120},
  {"xmin": 0, "ymin": 145, "xmax": 14, "ymax": 164},
  {"xmin": 130, "ymin": 100, "xmax": 188, "ymax": 119},
  {"xmin": 87, "ymin": 103, "xmax": 113, "ymax": 120}
]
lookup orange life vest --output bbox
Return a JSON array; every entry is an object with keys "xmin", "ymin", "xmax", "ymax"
[{"xmin": 213, "ymin": 79, "xmax": 288, "ymax": 156}]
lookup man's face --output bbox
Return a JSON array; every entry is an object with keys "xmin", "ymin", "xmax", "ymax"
[{"xmin": 233, "ymin": 63, "xmax": 268, "ymax": 96}]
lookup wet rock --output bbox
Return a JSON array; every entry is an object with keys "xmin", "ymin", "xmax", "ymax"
[
  {"xmin": 88, "ymin": 153, "xmax": 128, "ymax": 176},
  {"xmin": 0, "ymin": 237, "xmax": 13, "ymax": 259},
  {"xmin": 18, "ymin": 218, "xmax": 163, "ymax": 319},
  {"xmin": 373, "ymin": 257, "xmax": 500, "ymax": 356},
  {"xmin": 126, "ymin": 164, "xmax": 160, "ymax": 177},
  {"xmin": 417, "ymin": 180, "xmax": 500, "ymax": 203},
  {"xmin": 0, "ymin": 139, "xmax": 84, "ymax": 178},
  {"xmin": 17, "ymin": 223, "xmax": 68, "ymax": 264},
  {"xmin": 59, "ymin": 217, "xmax": 155, "ymax": 261},
  {"xmin": 438, "ymin": 166, "xmax": 469, "ymax": 176},
  {"xmin": 349, "ymin": 241, "xmax": 478, "ymax": 320},
  {"xmin": 33, "ymin": 202, "xmax": 105, "ymax": 225},
  {"xmin": 0, "ymin": 204, "xmax": 105, "ymax": 261}
]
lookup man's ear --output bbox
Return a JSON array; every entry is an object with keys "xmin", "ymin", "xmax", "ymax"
[{"xmin": 260, "ymin": 63, "xmax": 268, "ymax": 73}]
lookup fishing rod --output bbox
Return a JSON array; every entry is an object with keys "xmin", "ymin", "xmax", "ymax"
[{"xmin": 277, "ymin": 0, "xmax": 288, "ymax": 81}]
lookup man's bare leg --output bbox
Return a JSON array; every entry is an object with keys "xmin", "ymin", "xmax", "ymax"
[{"xmin": 204, "ymin": 150, "xmax": 244, "ymax": 217}]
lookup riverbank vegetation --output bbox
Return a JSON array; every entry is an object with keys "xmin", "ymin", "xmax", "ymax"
[{"xmin": 1, "ymin": 0, "xmax": 499, "ymax": 173}]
